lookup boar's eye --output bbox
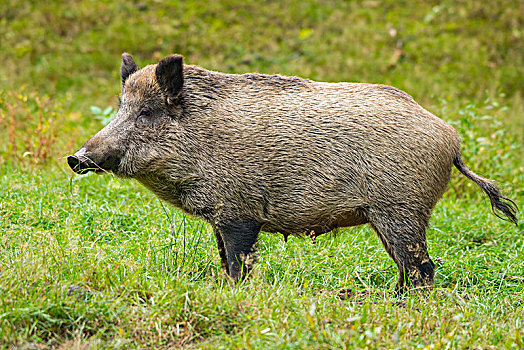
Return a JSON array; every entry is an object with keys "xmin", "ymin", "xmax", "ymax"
[{"xmin": 136, "ymin": 109, "xmax": 152, "ymax": 126}]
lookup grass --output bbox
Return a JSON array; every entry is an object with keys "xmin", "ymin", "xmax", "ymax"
[
  {"xmin": 0, "ymin": 0, "xmax": 523, "ymax": 348},
  {"xmin": 1, "ymin": 166, "xmax": 523, "ymax": 348}
]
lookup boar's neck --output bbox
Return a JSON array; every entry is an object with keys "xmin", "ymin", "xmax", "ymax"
[{"xmin": 135, "ymin": 171, "xmax": 214, "ymax": 218}]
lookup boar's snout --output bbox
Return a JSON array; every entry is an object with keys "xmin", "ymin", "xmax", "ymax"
[
  {"xmin": 68, "ymin": 148, "xmax": 101, "ymax": 174},
  {"xmin": 67, "ymin": 147, "xmax": 120, "ymax": 175}
]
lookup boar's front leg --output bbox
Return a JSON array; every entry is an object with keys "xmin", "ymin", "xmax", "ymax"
[
  {"xmin": 213, "ymin": 230, "xmax": 229, "ymax": 275},
  {"xmin": 213, "ymin": 219, "xmax": 261, "ymax": 283}
]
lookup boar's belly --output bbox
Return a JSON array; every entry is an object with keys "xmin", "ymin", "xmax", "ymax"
[{"xmin": 261, "ymin": 208, "xmax": 368, "ymax": 236}]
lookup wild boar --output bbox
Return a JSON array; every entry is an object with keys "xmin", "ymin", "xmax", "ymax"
[{"xmin": 68, "ymin": 53, "xmax": 519, "ymax": 291}]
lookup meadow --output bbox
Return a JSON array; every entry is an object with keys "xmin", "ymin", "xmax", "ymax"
[{"xmin": 0, "ymin": 1, "xmax": 523, "ymax": 348}]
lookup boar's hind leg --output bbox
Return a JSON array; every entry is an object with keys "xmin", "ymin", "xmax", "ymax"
[
  {"xmin": 213, "ymin": 220, "xmax": 261, "ymax": 283},
  {"xmin": 369, "ymin": 207, "xmax": 435, "ymax": 292}
]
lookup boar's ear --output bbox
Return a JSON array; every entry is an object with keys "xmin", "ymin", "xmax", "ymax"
[
  {"xmin": 156, "ymin": 55, "xmax": 184, "ymax": 104},
  {"xmin": 121, "ymin": 53, "xmax": 139, "ymax": 93}
]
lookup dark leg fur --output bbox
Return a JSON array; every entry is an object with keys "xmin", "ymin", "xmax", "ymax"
[
  {"xmin": 213, "ymin": 230, "xmax": 229, "ymax": 275},
  {"xmin": 370, "ymin": 207, "xmax": 434, "ymax": 291},
  {"xmin": 213, "ymin": 220, "xmax": 261, "ymax": 282}
]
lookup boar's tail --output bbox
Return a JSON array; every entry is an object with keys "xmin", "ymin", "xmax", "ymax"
[{"xmin": 453, "ymin": 155, "xmax": 519, "ymax": 225}]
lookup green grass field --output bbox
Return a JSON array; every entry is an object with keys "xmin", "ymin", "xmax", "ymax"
[{"xmin": 1, "ymin": 1, "xmax": 523, "ymax": 348}]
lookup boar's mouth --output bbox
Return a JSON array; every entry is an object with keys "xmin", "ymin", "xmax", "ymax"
[
  {"xmin": 67, "ymin": 155, "xmax": 103, "ymax": 174},
  {"xmin": 67, "ymin": 148, "xmax": 120, "ymax": 175}
]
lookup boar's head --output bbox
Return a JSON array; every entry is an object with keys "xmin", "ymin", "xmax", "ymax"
[{"xmin": 68, "ymin": 53, "xmax": 185, "ymax": 178}]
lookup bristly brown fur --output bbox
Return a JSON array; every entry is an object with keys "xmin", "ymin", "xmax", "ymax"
[{"xmin": 69, "ymin": 53, "xmax": 519, "ymax": 291}]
